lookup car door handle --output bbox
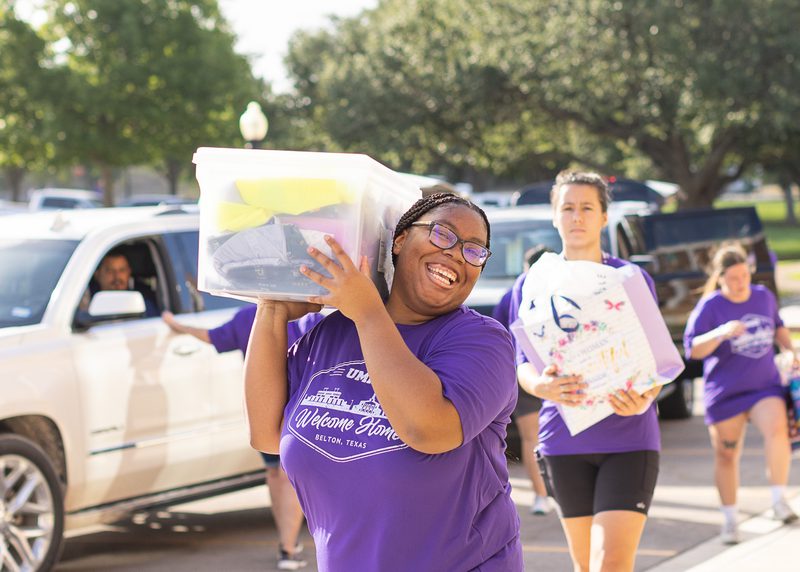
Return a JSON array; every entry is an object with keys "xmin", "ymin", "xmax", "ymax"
[{"xmin": 173, "ymin": 343, "xmax": 202, "ymax": 356}]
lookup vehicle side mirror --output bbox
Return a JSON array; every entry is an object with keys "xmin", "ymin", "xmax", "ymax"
[
  {"xmin": 74, "ymin": 291, "xmax": 147, "ymax": 330},
  {"xmin": 88, "ymin": 290, "xmax": 146, "ymax": 317}
]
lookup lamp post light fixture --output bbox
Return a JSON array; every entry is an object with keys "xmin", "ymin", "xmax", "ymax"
[{"xmin": 239, "ymin": 101, "xmax": 269, "ymax": 149}]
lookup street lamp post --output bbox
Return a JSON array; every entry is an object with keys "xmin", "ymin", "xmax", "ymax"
[{"xmin": 239, "ymin": 101, "xmax": 269, "ymax": 149}]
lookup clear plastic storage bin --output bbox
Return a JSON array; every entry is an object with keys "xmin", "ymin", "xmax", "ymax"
[{"xmin": 193, "ymin": 147, "xmax": 421, "ymax": 302}]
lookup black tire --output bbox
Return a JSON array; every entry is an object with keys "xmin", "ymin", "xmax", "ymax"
[
  {"xmin": 658, "ymin": 378, "xmax": 695, "ymax": 420},
  {"xmin": 0, "ymin": 433, "xmax": 65, "ymax": 572}
]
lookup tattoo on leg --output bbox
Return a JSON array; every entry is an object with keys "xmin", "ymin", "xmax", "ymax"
[{"xmin": 722, "ymin": 439, "xmax": 738, "ymax": 449}]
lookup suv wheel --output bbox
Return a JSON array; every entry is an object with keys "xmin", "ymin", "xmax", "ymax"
[
  {"xmin": 0, "ymin": 434, "xmax": 64, "ymax": 572},
  {"xmin": 658, "ymin": 378, "xmax": 695, "ymax": 420}
]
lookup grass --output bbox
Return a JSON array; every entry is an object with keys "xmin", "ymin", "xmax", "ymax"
[{"xmin": 715, "ymin": 199, "xmax": 800, "ymax": 260}]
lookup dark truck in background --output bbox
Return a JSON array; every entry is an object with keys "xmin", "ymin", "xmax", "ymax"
[
  {"xmin": 468, "ymin": 204, "xmax": 777, "ymax": 421},
  {"xmin": 615, "ymin": 205, "xmax": 778, "ymax": 419}
]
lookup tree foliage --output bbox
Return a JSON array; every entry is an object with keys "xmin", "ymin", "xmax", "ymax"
[
  {"xmin": 492, "ymin": 0, "xmax": 800, "ymax": 207},
  {"xmin": 283, "ymin": 0, "xmax": 578, "ymax": 188},
  {"xmin": 284, "ymin": 0, "xmax": 800, "ymax": 205},
  {"xmin": 43, "ymin": 0, "xmax": 261, "ymax": 203},
  {"xmin": 0, "ymin": 4, "xmax": 57, "ymax": 200}
]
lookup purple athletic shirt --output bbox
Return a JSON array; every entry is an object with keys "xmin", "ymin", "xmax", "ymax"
[
  {"xmin": 509, "ymin": 255, "xmax": 661, "ymax": 455},
  {"xmin": 280, "ymin": 307, "xmax": 522, "ymax": 572},
  {"xmin": 492, "ymin": 288, "xmax": 513, "ymax": 329},
  {"xmin": 684, "ymin": 285, "xmax": 785, "ymax": 425},
  {"xmin": 208, "ymin": 305, "xmax": 323, "ymax": 355}
]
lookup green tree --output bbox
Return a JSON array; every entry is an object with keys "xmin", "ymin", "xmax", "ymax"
[
  {"xmin": 283, "ymin": 0, "xmax": 800, "ymax": 204},
  {"xmin": 757, "ymin": 130, "xmax": 800, "ymax": 225},
  {"xmin": 490, "ymin": 0, "xmax": 800, "ymax": 208},
  {"xmin": 0, "ymin": 4, "xmax": 56, "ymax": 201},
  {"xmin": 283, "ymin": 1, "xmax": 575, "ymax": 189},
  {"xmin": 135, "ymin": 0, "xmax": 263, "ymax": 194},
  {"xmin": 44, "ymin": 0, "xmax": 260, "ymax": 204}
]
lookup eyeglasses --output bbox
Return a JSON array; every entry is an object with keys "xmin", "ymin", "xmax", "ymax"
[{"xmin": 409, "ymin": 221, "xmax": 491, "ymax": 267}]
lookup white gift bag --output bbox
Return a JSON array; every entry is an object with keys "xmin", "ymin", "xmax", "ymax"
[{"xmin": 511, "ymin": 254, "xmax": 684, "ymax": 435}]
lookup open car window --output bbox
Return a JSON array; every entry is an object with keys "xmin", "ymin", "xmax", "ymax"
[{"xmin": 79, "ymin": 239, "xmax": 168, "ymax": 321}]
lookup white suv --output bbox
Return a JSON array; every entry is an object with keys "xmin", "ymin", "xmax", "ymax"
[
  {"xmin": 0, "ymin": 207, "xmax": 263, "ymax": 570},
  {"xmin": 27, "ymin": 188, "xmax": 104, "ymax": 210}
]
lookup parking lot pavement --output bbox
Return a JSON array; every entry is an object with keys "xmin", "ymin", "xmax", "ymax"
[{"xmin": 59, "ymin": 487, "xmax": 320, "ymax": 571}]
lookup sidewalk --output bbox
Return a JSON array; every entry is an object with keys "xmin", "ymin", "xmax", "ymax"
[{"xmin": 649, "ymin": 495, "xmax": 800, "ymax": 571}]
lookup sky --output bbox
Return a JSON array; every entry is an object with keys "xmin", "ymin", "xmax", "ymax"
[{"xmin": 218, "ymin": 0, "xmax": 378, "ymax": 92}]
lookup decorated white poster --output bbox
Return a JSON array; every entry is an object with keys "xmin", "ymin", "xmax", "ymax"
[{"xmin": 511, "ymin": 254, "xmax": 684, "ymax": 435}]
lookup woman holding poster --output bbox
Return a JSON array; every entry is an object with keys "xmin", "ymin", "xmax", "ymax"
[
  {"xmin": 512, "ymin": 171, "xmax": 662, "ymax": 572},
  {"xmin": 685, "ymin": 244, "xmax": 799, "ymax": 544},
  {"xmin": 244, "ymin": 193, "xmax": 523, "ymax": 572}
]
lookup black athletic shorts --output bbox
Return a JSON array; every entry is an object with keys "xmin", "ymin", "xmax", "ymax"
[{"xmin": 537, "ymin": 450, "xmax": 659, "ymax": 518}]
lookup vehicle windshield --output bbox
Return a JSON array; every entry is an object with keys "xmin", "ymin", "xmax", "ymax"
[
  {"xmin": 482, "ymin": 219, "xmax": 563, "ymax": 279},
  {"xmin": 0, "ymin": 239, "xmax": 79, "ymax": 328},
  {"xmin": 482, "ymin": 218, "xmax": 612, "ymax": 279}
]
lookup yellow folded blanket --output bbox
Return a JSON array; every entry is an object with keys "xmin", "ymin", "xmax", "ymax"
[{"xmin": 214, "ymin": 178, "xmax": 353, "ymax": 232}]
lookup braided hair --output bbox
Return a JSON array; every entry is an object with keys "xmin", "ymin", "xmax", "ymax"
[{"xmin": 392, "ymin": 192, "xmax": 490, "ymax": 265}]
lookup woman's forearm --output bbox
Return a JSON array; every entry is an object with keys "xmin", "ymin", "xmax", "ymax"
[
  {"xmin": 690, "ymin": 328, "xmax": 726, "ymax": 360},
  {"xmin": 354, "ymin": 311, "xmax": 463, "ymax": 454},
  {"xmin": 243, "ymin": 303, "xmax": 291, "ymax": 454},
  {"xmin": 175, "ymin": 323, "xmax": 211, "ymax": 343},
  {"xmin": 517, "ymin": 362, "xmax": 544, "ymax": 398}
]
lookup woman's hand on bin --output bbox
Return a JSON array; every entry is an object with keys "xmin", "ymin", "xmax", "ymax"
[{"xmin": 301, "ymin": 235, "xmax": 383, "ymax": 323}]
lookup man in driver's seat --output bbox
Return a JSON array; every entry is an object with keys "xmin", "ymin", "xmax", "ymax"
[{"xmin": 82, "ymin": 248, "xmax": 160, "ymax": 317}]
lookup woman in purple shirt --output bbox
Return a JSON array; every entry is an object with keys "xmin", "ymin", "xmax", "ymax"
[
  {"xmin": 244, "ymin": 193, "xmax": 522, "ymax": 572},
  {"xmin": 513, "ymin": 171, "xmax": 661, "ymax": 572},
  {"xmin": 684, "ymin": 244, "xmax": 799, "ymax": 544}
]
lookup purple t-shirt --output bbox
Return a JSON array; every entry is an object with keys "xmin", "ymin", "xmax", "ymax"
[
  {"xmin": 280, "ymin": 307, "xmax": 522, "ymax": 572},
  {"xmin": 509, "ymin": 255, "xmax": 661, "ymax": 455},
  {"xmin": 492, "ymin": 288, "xmax": 513, "ymax": 330},
  {"xmin": 208, "ymin": 305, "xmax": 323, "ymax": 355},
  {"xmin": 683, "ymin": 285, "xmax": 785, "ymax": 425}
]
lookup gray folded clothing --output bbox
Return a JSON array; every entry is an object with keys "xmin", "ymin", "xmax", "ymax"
[{"xmin": 211, "ymin": 223, "xmax": 327, "ymax": 296}]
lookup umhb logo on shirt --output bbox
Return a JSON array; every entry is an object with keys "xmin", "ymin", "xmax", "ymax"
[
  {"xmin": 287, "ymin": 360, "xmax": 408, "ymax": 462},
  {"xmin": 730, "ymin": 313, "xmax": 774, "ymax": 359}
]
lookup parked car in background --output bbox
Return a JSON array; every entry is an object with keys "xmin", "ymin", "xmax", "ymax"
[
  {"xmin": 466, "ymin": 203, "xmax": 654, "ymax": 314},
  {"xmin": 511, "ymin": 178, "xmax": 665, "ymax": 212},
  {"xmin": 0, "ymin": 207, "xmax": 258, "ymax": 571},
  {"xmin": 117, "ymin": 194, "xmax": 198, "ymax": 207},
  {"xmin": 397, "ymin": 172, "xmax": 457, "ymax": 196},
  {"xmin": 0, "ymin": 199, "xmax": 27, "ymax": 216},
  {"xmin": 28, "ymin": 188, "xmax": 103, "ymax": 210},
  {"xmin": 469, "ymin": 190, "xmax": 516, "ymax": 208}
]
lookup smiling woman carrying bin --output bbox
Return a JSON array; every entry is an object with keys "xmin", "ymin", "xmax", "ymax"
[{"xmin": 244, "ymin": 193, "xmax": 522, "ymax": 572}]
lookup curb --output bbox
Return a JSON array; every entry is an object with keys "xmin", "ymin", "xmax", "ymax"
[{"xmin": 647, "ymin": 496, "xmax": 800, "ymax": 571}]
